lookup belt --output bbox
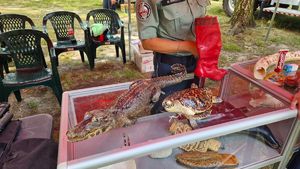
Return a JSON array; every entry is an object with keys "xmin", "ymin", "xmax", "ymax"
[{"xmin": 156, "ymin": 53, "xmax": 194, "ymax": 65}]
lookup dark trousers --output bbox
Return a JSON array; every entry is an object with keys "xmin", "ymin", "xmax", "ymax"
[
  {"xmin": 151, "ymin": 52, "xmax": 198, "ymax": 114},
  {"xmin": 102, "ymin": 0, "xmax": 116, "ymax": 10},
  {"xmin": 287, "ymin": 149, "xmax": 300, "ymax": 169}
]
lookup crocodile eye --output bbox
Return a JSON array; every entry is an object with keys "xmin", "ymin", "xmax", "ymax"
[
  {"xmin": 92, "ymin": 117, "xmax": 99, "ymax": 122},
  {"xmin": 84, "ymin": 113, "xmax": 92, "ymax": 120}
]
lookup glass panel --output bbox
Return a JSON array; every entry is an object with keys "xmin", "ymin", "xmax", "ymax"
[
  {"xmin": 232, "ymin": 59, "xmax": 300, "ymax": 95},
  {"xmin": 65, "ymin": 72, "xmax": 290, "ymax": 160},
  {"xmin": 68, "ymin": 112, "xmax": 173, "ymax": 160},
  {"xmin": 222, "ymin": 71, "xmax": 288, "ymax": 117},
  {"xmin": 134, "ymin": 120, "xmax": 293, "ymax": 169},
  {"xmin": 73, "ymin": 90, "xmax": 125, "ymax": 123}
]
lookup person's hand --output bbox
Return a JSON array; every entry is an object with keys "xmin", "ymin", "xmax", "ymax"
[
  {"xmin": 186, "ymin": 41, "xmax": 199, "ymax": 59},
  {"xmin": 290, "ymin": 91, "xmax": 300, "ymax": 120},
  {"xmin": 180, "ymin": 41, "xmax": 199, "ymax": 59}
]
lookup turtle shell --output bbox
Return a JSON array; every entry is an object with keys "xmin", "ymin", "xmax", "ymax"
[{"xmin": 162, "ymin": 88, "xmax": 213, "ymax": 117}]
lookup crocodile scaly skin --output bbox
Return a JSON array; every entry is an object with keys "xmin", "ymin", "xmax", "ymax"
[{"xmin": 67, "ymin": 64, "xmax": 187, "ymax": 142}]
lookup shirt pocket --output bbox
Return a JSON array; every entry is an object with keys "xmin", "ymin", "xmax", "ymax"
[
  {"xmin": 196, "ymin": 0, "xmax": 211, "ymax": 7},
  {"xmin": 195, "ymin": 0, "xmax": 210, "ymax": 16},
  {"xmin": 160, "ymin": 2, "xmax": 189, "ymax": 35}
]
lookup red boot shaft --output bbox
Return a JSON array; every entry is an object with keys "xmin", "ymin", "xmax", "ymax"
[{"xmin": 194, "ymin": 16, "xmax": 227, "ymax": 81}]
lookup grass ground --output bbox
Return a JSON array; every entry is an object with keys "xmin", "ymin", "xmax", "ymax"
[{"xmin": 1, "ymin": 1, "xmax": 300, "ymax": 168}]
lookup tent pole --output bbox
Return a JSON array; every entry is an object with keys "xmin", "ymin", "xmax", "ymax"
[{"xmin": 127, "ymin": 0, "xmax": 132, "ymax": 61}]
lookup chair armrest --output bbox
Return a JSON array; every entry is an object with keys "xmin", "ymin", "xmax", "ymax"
[
  {"xmin": 81, "ymin": 22, "xmax": 91, "ymax": 42},
  {"xmin": 32, "ymin": 26, "xmax": 37, "ymax": 30},
  {"xmin": 80, "ymin": 22, "xmax": 88, "ymax": 31},
  {"xmin": 49, "ymin": 47, "xmax": 60, "ymax": 76},
  {"xmin": 50, "ymin": 47, "xmax": 56, "ymax": 58},
  {"xmin": 49, "ymin": 47, "xmax": 58, "ymax": 67},
  {"xmin": 85, "ymin": 21, "xmax": 90, "ymax": 28},
  {"xmin": 83, "ymin": 27, "xmax": 93, "ymax": 47},
  {"xmin": 118, "ymin": 20, "xmax": 124, "ymax": 28},
  {"xmin": 42, "ymin": 25, "xmax": 48, "ymax": 35}
]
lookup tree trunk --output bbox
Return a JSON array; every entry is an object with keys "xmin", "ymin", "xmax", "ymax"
[{"xmin": 229, "ymin": 0, "xmax": 256, "ymax": 35}]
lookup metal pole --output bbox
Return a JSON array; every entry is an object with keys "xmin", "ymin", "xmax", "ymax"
[
  {"xmin": 127, "ymin": 0, "xmax": 132, "ymax": 61},
  {"xmin": 265, "ymin": 0, "xmax": 280, "ymax": 42}
]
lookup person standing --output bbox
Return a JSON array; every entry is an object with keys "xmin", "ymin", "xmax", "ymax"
[
  {"xmin": 103, "ymin": 0, "xmax": 117, "ymax": 10},
  {"xmin": 136, "ymin": 0, "xmax": 210, "ymax": 113}
]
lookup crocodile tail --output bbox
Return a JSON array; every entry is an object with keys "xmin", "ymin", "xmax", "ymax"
[
  {"xmin": 156, "ymin": 64, "xmax": 187, "ymax": 87},
  {"xmin": 171, "ymin": 64, "xmax": 187, "ymax": 76}
]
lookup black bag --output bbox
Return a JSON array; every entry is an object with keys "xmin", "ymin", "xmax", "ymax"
[
  {"xmin": 2, "ymin": 138, "xmax": 58, "ymax": 169},
  {"xmin": 0, "ymin": 121, "xmax": 57, "ymax": 169},
  {"xmin": 0, "ymin": 120, "xmax": 22, "ymax": 164},
  {"xmin": 0, "ymin": 103, "xmax": 10, "ymax": 118}
]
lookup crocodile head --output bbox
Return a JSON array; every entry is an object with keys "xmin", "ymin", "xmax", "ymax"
[
  {"xmin": 162, "ymin": 88, "xmax": 213, "ymax": 119},
  {"xmin": 66, "ymin": 110, "xmax": 116, "ymax": 142}
]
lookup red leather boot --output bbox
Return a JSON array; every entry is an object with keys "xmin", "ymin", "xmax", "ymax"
[{"xmin": 194, "ymin": 16, "xmax": 227, "ymax": 81}]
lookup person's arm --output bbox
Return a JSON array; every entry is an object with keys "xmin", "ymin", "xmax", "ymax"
[
  {"xmin": 136, "ymin": 1, "xmax": 198, "ymax": 57},
  {"xmin": 290, "ymin": 79, "xmax": 300, "ymax": 120},
  {"xmin": 290, "ymin": 91, "xmax": 300, "ymax": 120},
  {"xmin": 141, "ymin": 38, "xmax": 198, "ymax": 58}
]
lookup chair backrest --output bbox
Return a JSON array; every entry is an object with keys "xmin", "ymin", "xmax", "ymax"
[
  {"xmin": 42, "ymin": 11, "xmax": 84, "ymax": 42},
  {"xmin": 0, "ymin": 14, "xmax": 35, "ymax": 33},
  {"xmin": 0, "ymin": 29, "xmax": 53, "ymax": 73},
  {"xmin": 86, "ymin": 9, "xmax": 121, "ymax": 35}
]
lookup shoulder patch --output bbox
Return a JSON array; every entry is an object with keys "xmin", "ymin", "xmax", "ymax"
[{"xmin": 137, "ymin": 2, "xmax": 152, "ymax": 21}]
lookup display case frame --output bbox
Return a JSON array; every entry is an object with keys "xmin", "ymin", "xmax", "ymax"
[
  {"xmin": 229, "ymin": 59, "xmax": 300, "ymax": 168},
  {"xmin": 57, "ymin": 60, "xmax": 300, "ymax": 169}
]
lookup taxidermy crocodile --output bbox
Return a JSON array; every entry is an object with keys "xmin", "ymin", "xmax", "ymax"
[{"xmin": 67, "ymin": 64, "xmax": 187, "ymax": 142}]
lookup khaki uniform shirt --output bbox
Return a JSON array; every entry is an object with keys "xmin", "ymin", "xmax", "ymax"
[{"xmin": 136, "ymin": 0, "xmax": 210, "ymax": 42}]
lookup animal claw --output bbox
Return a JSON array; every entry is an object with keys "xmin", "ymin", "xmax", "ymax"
[
  {"xmin": 212, "ymin": 96, "xmax": 223, "ymax": 104},
  {"xmin": 169, "ymin": 115, "xmax": 180, "ymax": 122}
]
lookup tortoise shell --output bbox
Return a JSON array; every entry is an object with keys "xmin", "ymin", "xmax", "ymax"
[{"xmin": 162, "ymin": 88, "xmax": 213, "ymax": 118}]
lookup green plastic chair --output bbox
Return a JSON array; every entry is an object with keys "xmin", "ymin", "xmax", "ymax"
[
  {"xmin": 86, "ymin": 9, "xmax": 126, "ymax": 68},
  {"xmin": 0, "ymin": 14, "xmax": 37, "ymax": 101},
  {"xmin": 0, "ymin": 29, "xmax": 63, "ymax": 104},
  {"xmin": 42, "ymin": 11, "xmax": 93, "ymax": 69},
  {"xmin": 0, "ymin": 14, "xmax": 36, "ymax": 76}
]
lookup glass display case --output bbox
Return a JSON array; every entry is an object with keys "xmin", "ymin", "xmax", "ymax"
[
  {"xmin": 58, "ymin": 60, "xmax": 299, "ymax": 169},
  {"xmin": 229, "ymin": 59, "xmax": 300, "ymax": 168}
]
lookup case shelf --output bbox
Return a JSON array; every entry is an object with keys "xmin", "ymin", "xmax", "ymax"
[{"xmin": 136, "ymin": 133, "xmax": 281, "ymax": 169}]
